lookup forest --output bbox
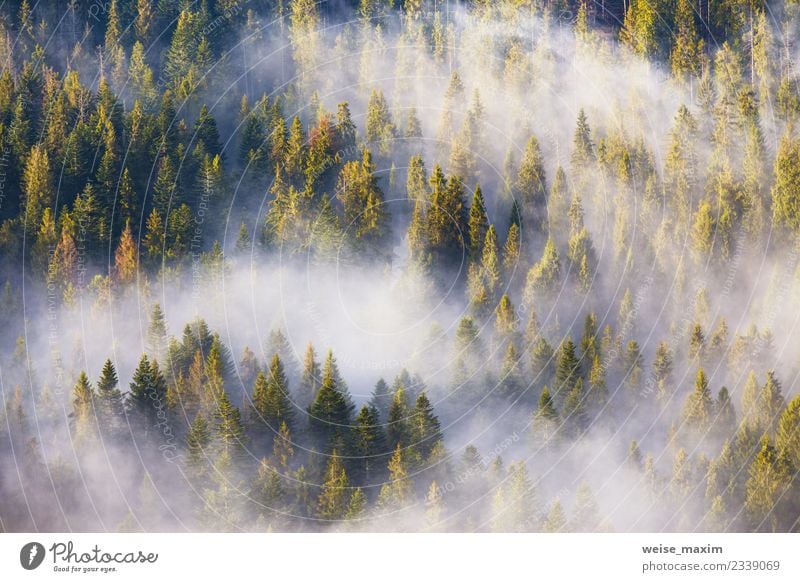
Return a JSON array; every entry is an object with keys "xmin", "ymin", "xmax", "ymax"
[{"xmin": 0, "ymin": 0, "xmax": 800, "ymax": 532}]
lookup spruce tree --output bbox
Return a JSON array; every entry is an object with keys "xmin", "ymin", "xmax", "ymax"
[
  {"xmin": 682, "ymin": 368, "xmax": 714, "ymax": 435},
  {"xmin": 468, "ymin": 185, "xmax": 489, "ymax": 263},
  {"xmin": 515, "ymin": 135, "xmax": 548, "ymax": 231},
  {"xmin": 554, "ymin": 338, "xmax": 580, "ymax": 398},
  {"xmin": 409, "ymin": 392, "xmax": 442, "ymax": 463},
  {"xmin": 386, "ymin": 384, "xmax": 411, "ymax": 450},
  {"xmin": 744, "ymin": 436, "xmax": 794, "ymax": 532},
  {"xmin": 317, "ymin": 450, "xmax": 350, "ymax": 520},
  {"xmin": 214, "ymin": 390, "xmax": 247, "ymax": 459},
  {"xmin": 127, "ymin": 355, "xmax": 167, "ymax": 439},
  {"xmin": 377, "ymin": 444, "xmax": 414, "ymax": 510},
  {"xmin": 71, "ymin": 372, "xmax": 96, "ymax": 446},
  {"xmin": 96, "ymin": 359, "xmax": 123, "ymax": 437},
  {"xmin": 309, "ymin": 350, "xmax": 355, "ymax": 453},
  {"xmin": 354, "ymin": 404, "xmax": 387, "ymax": 485}
]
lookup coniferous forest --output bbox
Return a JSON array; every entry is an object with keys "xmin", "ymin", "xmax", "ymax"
[{"xmin": 1, "ymin": 0, "xmax": 800, "ymax": 533}]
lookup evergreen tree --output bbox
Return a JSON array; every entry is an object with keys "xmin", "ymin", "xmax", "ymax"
[
  {"xmin": 670, "ymin": 0, "xmax": 703, "ymax": 82},
  {"xmin": 214, "ymin": 390, "xmax": 247, "ymax": 459},
  {"xmin": 777, "ymin": 395, "xmax": 800, "ymax": 468},
  {"xmin": 554, "ymin": 338, "xmax": 581, "ymax": 398},
  {"xmin": 468, "ymin": 185, "xmax": 489, "ymax": 263},
  {"xmin": 532, "ymin": 387, "xmax": 560, "ymax": 446},
  {"xmin": 515, "ymin": 135, "xmax": 547, "ymax": 231},
  {"xmin": 309, "ymin": 350, "xmax": 355, "ymax": 452},
  {"xmin": 377, "ymin": 444, "xmax": 414, "ymax": 510},
  {"xmin": 409, "ymin": 392, "xmax": 442, "ymax": 463},
  {"xmin": 745, "ymin": 436, "xmax": 794, "ymax": 532},
  {"xmin": 682, "ymin": 368, "xmax": 714, "ymax": 435},
  {"xmin": 127, "ymin": 355, "xmax": 167, "ymax": 439},
  {"xmin": 96, "ymin": 359, "xmax": 123, "ymax": 436},
  {"xmin": 543, "ymin": 500, "xmax": 567, "ymax": 532},
  {"xmin": 386, "ymin": 384, "xmax": 411, "ymax": 450},
  {"xmin": 317, "ymin": 450, "xmax": 350, "ymax": 520},
  {"xmin": 146, "ymin": 303, "xmax": 168, "ymax": 361},
  {"xmin": 186, "ymin": 413, "xmax": 211, "ymax": 480},
  {"xmin": 570, "ymin": 482, "xmax": 602, "ymax": 532},
  {"xmin": 523, "ymin": 237, "xmax": 561, "ymax": 304},
  {"xmin": 71, "ymin": 372, "xmax": 96, "ymax": 446},
  {"xmin": 772, "ymin": 130, "xmax": 800, "ymax": 236},
  {"xmin": 759, "ymin": 371, "xmax": 785, "ymax": 434},
  {"xmin": 354, "ymin": 404, "xmax": 386, "ymax": 485}
]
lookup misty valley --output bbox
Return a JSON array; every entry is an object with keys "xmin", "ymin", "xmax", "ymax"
[{"xmin": 1, "ymin": 0, "xmax": 800, "ymax": 533}]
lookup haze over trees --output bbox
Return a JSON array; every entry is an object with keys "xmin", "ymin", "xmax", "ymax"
[{"xmin": 0, "ymin": 0, "xmax": 799, "ymax": 532}]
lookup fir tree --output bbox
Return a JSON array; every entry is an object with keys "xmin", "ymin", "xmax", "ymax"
[
  {"xmin": 354, "ymin": 404, "xmax": 386, "ymax": 485},
  {"xmin": 96, "ymin": 359, "xmax": 123, "ymax": 436},
  {"xmin": 745, "ymin": 436, "xmax": 794, "ymax": 532},
  {"xmin": 409, "ymin": 392, "xmax": 442, "ymax": 463},
  {"xmin": 71, "ymin": 372, "xmax": 96, "ymax": 446},
  {"xmin": 309, "ymin": 350, "xmax": 355, "ymax": 452},
  {"xmin": 682, "ymin": 368, "xmax": 714, "ymax": 435},
  {"xmin": 317, "ymin": 450, "xmax": 350, "ymax": 520},
  {"xmin": 377, "ymin": 444, "xmax": 414, "ymax": 511}
]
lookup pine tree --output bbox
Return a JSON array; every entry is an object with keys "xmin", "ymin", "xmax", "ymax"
[
  {"xmin": 297, "ymin": 343, "xmax": 321, "ymax": 409},
  {"xmin": 670, "ymin": 0, "xmax": 703, "ymax": 82},
  {"xmin": 71, "ymin": 372, "xmax": 96, "ymax": 446},
  {"xmin": 570, "ymin": 482, "xmax": 602, "ymax": 532},
  {"xmin": 515, "ymin": 135, "xmax": 548, "ymax": 231},
  {"xmin": 273, "ymin": 421, "xmax": 295, "ymax": 470},
  {"xmin": 543, "ymin": 500, "xmax": 567, "ymax": 532},
  {"xmin": 21, "ymin": 144, "xmax": 52, "ymax": 233},
  {"xmin": 744, "ymin": 436, "xmax": 794, "ymax": 532},
  {"xmin": 114, "ymin": 220, "xmax": 138, "ymax": 285},
  {"xmin": 571, "ymin": 109, "xmax": 595, "ymax": 174},
  {"xmin": 386, "ymin": 384, "xmax": 411, "ymax": 450},
  {"xmin": 96, "ymin": 359, "xmax": 123, "ymax": 436},
  {"xmin": 563, "ymin": 379, "xmax": 588, "ymax": 437},
  {"xmin": 772, "ymin": 130, "xmax": 800, "ymax": 236},
  {"xmin": 532, "ymin": 387, "xmax": 560, "ymax": 446},
  {"xmin": 554, "ymin": 338, "xmax": 581, "ymax": 398},
  {"xmin": 498, "ymin": 342, "xmax": 525, "ymax": 402},
  {"xmin": 777, "ymin": 395, "xmax": 800, "ymax": 467},
  {"xmin": 759, "ymin": 371, "xmax": 785, "ymax": 434},
  {"xmin": 250, "ymin": 359, "xmax": 294, "ymax": 450},
  {"xmin": 317, "ymin": 450, "xmax": 350, "ymax": 520},
  {"xmin": 502, "ymin": 223, "xmax": 522, "ymax": 279},
  {"xmin": 345, "ymin": 488, "xmax": 367, "ymax": 522},
  {"xmin": 146, "ymin": 303, "xmax": 168, "ymax": 361},
  {"xmin": 214, "ymin": 390, "xmax": 247, "ymax": 459},
  {"xmin": 127, "ymin": 355, "xmax": 167, "ymax": 439},
  {"xmin": 365, "ymin": 89, "xmax": 395, "ymax": 155},
  {"xmin": 424, "ymin": 481, "xmax": 444, "ymax": 531},
  {"xmin": 501, "ymin": 461, "xmax": 539, "ymax": 532},
  {"xmin": 251, "ymin": 458, "xmax": 287, "ymax": 526},
  {"xmin": 309, "ymin": 350, "xmax": 355, "ymax": 452},
  {"xmin": 481, "ymin": 225, "xmax": 501, "ymax": 300},
  {"xmin": 713, "ymin": 387, "xmax": 737, "ymax": 439},
  {"xmin": 377, "ymin": 444, "xmax": 414, "ymax": 510},
  {"xmin": 186, "ymin": 413, "xmax": 211, "ymax": 480},
  {"xmin": 410, "ymin": 392, "xmax": 442, "ymax": 463},
  {"xmin": 354, "ymin": 404, "xmax": 386, "ymax": 485},
  {"xmin": 468, "ymin": 185, "xmax": 489, "ymax": 262},
  {"xmin": 682, "ymin": 368, "xmax": 714, "ymax": 435},
  {"xmin": 523, "ymin": 236, "xmax": 561, "ymax": 305},
  {"xmin": 620, "ymin": 0, "xmax": 659, "ymax": 60},
  {"xmin": 494, "ymin": 294, "xmax": 517, "ymax": 342}
]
